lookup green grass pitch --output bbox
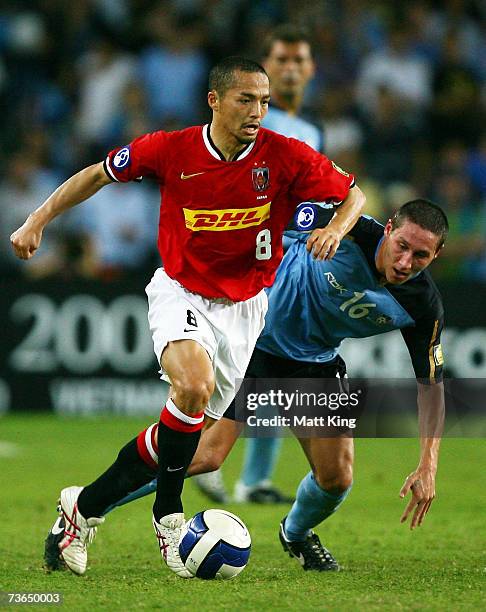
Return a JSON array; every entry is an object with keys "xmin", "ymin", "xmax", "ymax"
[{"xmin": 0, "ymin": 415, "xmax": 484, "ymax": 611}]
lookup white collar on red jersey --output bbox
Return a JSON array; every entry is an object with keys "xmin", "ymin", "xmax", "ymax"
[{"xmin": 202, "ymin": 124, "xmax": 256, "ymax": 161}]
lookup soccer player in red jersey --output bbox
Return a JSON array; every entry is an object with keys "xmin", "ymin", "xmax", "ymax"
[{"xmin": 11, "ymin": 57, "xmax": 365, "ymax": 578}]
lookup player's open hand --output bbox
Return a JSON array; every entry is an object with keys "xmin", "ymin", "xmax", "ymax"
[
  {"xmin": 306, "ymin": 226, "xmax": 342, "ymax": 260},
  {"xmin": 10, "ymin": 218, "xmax": 43, "ymax": 260},
  {"xmin": 399, "ymin": 466, "xmax": 436, "ymax": 529}
]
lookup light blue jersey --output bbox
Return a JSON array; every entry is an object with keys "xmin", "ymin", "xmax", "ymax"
[
  {"xmin": 263, "ymin": 106, "xmax": 323, "ymax": 152},
  {"xmin": 257, "ymin": 235, "xmax": 414, "ymax": 362}
]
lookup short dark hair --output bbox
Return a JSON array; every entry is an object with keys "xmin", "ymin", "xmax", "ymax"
[
  {"xmin": 208, "ymin": 56, "xmax": 267, "ymax": 97},
  {"xmin": 262, "ymin": 24, "xmax": 313, "ymax": 58},
  {"xmin": 391, "ymin": 199, "xmax": 449, "ymax": 248}
]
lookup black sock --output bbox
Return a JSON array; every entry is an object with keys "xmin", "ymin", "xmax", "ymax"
[
  {"xmin": 152, "ymin": 421, "xmax": 201, "ymax": 521},
  {"xmin": 77, "ymin": 438, "xmax": 156, "ymax": 518}
]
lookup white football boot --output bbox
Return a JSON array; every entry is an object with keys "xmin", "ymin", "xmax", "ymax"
[
  {"xmin": 193, "ymin": 468, "xmax": 229, "ymax": 503},
  {"xmin": 152, "ymin": 513, "xmax": 193, "ymax": 578},
  {"xmin": 56, "ymin": 486, "xmax": 104, "ymax": 575}
]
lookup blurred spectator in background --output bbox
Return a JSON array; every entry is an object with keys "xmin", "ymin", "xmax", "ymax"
[
  {"xmin": 105, "ymin": 80, "xmax": 156, "ymax": 146},
  {"xmin": 0, "ymin": 150, "xmax": 63, "ymax": 278},
  {"xmin": 431, "ymin": 143, "xmax": 485, "ymax": 281},
  {"xmin": 319, "ymin": 94, "xmax": 363, "ymax": 162},
  {"xmin": 68, "ymin": 181, "xmax": 159, "ymax": 281},
  {"xmin": 317, "ymin": 94, "xmax": 389, "ymax": 220},
  {"xmin": 310, "ymin": 23, "xmax": 357, "ymax": 105},
  {"xmin": 405, "ymin": 1, "xmax": 443, "ymax": 64},
  {"xmin": 201, "ymin": 0, "xmax": 248, "ymax": 60},
  {"xmin": 238, "ymin": 0, "xmax": 288, "ymax": 56},
  {"xmin": 430, "ymin": 29, "xmax": 482, "ymax": 150},
  {"xmin": 0, "ymin": 7, "xmax": 50, "ymax": 157},
  {"xmin": 356, "ymin": 23, "xmax": 432, "ymax": 120},
  {"xmin": 138, "ymin": 5, "xmax": 209, "ymax": 125},
  {"xmin": 76, "ymin": 37, "xmax": 137, "ymax": 160},
  {"xmin": 70, "ymin": 77, "xmax": 159, "ymax": 280},
  {"xmin": 433, "ymin": 0, "xmax": 485, "ymax": 78},
  {"xmin": 383, "ymin": 182, "xmax": 419, "ymax": 221},
  {"xmin": 466, "ymin": 133, "xmax": 486, "ymax": 198},
  {"xmin": 360, "ymin": 86, "xmax": 420, "ymax": 186},
  {"xmin": 467, "ymin": 204, "xmax": 486, "ymax": 281}
]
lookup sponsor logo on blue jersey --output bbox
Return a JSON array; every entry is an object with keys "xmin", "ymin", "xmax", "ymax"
[
  {"xmin": 113, "ymin": 146, "xmax": 131, "ymax": 170},
  {"xmin": 295, "ymin": 202, "xmax": 317, "ymax": 230}
]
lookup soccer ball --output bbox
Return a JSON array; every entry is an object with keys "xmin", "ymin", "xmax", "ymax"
[{"xmin": 179, "ymin": 509, "xmax": 251, "ymax": 579}]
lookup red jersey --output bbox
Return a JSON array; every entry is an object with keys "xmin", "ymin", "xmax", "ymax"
[{"xmin": 105, "ymin": 125, "xmax": 354, "ymax": 301}]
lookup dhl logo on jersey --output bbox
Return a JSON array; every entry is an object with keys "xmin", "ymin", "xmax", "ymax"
[{"xmin": 183, "ymin": 202, "xmax": 271, "ymax": 231}]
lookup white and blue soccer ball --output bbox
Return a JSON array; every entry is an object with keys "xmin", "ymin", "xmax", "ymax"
[{"xmin": 179, "ymin": 509, "xmax": 251, "ymax": 579}]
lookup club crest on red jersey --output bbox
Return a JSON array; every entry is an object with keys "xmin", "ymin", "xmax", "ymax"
[{"xmin": 252, "ymin": 167, "xmax": 270, "ymax": 192}]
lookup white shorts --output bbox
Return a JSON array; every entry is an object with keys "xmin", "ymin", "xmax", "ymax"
[{"xmin": 145, "ymin": 268, "xmax": 268, "ymax": 420}]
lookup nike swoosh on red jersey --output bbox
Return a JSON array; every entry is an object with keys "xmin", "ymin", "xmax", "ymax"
[{"xmin": 180, "ymin": 171, "xmax": 205, "ymax": 180}]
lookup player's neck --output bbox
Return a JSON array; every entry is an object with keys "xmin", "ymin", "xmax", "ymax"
[
  {"xmin": 209, "ymin": 123, "xmax": 251, "ymax": 161},
  {"xmin": 271, "ymin": 92, "xmax": 302, "ymax": 116}
]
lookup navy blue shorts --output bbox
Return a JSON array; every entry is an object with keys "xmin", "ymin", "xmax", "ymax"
[{"xmin": 223, "ymin": 348, "xmax": 347, "ymax": 421}]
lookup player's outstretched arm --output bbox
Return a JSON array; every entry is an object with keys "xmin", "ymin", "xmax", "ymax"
[
  {"xmin": 10, "ymin": 162, "xmax": 111, "ymax": 260},
  {"xmin": 399, "ymin": 381, "xmax": 445, "ymax": 530},
  {"xmin": 306, "ymin": 185, "xmax": 366, "ymax": 260}
]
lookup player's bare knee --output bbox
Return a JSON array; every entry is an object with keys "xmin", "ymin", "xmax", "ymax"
[
  {"xmin": 314, "ymin": 463, "xmax": 353, "ymax": 494},
  {"xmin": 173, "ymin": 378, "xmax": 215, "ymax": 414}
]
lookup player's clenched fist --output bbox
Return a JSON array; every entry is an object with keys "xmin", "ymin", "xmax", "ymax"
[{"xmin": 10, "ymin": 218, "xmax": 43, "ymax": 260}]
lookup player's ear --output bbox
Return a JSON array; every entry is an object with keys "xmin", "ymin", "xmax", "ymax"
[
  {"xmin": 384, "ymin": 220, "xmax": 393, "ymax": 236},
  {"xmin": 208, "ymin": 90, "xmax": 219, "ymax": 112},
  {"xmin": 309, "ymin": 58, "xmax": 316, "ymax": 78},
  {"xmin": 434, "ymin": 243, "xmax": 444, "ymax": 259}
]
